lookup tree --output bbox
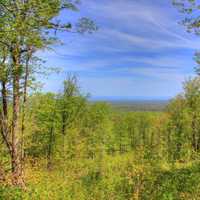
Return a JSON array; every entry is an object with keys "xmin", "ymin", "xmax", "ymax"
[
  {"xmin": 173, "ymin": 0, "xmax": 200, "ymax": 33},
  {"xmin": 173, "ymin": 0, "xmax": 200, "ymax": 73},
  {"xmin": 167, "ymin": 95, "xmax": 190, "ymax": 161},
  {"xmin": 60, "ymin": 77, "xmax": 85, "ymax": 142},
  {"xmin": 166, "ymin": 77, "xmax": 200, "ymax": 161},
  {"xmin": 0, "ymin": 0, "xmax": 96, "ymax": 186},
  {"xmin": 184, "ymin": 78, "xmax": 200, "ymax": 152},
  {"xmin": 58, "ymin": 75, "xmax": 87, "ymax": 160}
]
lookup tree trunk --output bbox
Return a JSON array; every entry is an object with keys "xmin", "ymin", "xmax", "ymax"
[
  {"xmin": 47, "ymin": 125, "xmax": 54, "ymax": 170},
  {"xmin": 2, "ymin": 82, "xmax": 8, "ymax": 118},
  {"xmin": 191, "ymin": 115, "xmax": 198, "ymax": 152},
  {"xmin": 1, "ymin": 49, "xmax": 8, "ymax": 119},
  {"xmin": 62, "ymin": 110, "xmax": 67, "ymax": 154},
  {"xmin": 47, "ymin": 103, "xmax": 56, "ymax": 170},
  {"xmin": 21, "ymin": 49, "xmax": 32, "ymax": 167},
  {"xmin": 0, "ymin": 53, "xmax": 12, "ymax": 171},
  {"xmin": 11, "ymin": 47, "xmax": 24, "ymax": 186},
  {"xmin": 0, "ymin": 80, "xmax": 11, "ymax": 152}
]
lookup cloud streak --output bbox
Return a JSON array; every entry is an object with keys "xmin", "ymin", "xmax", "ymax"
[{"xmin": 40, "ymin": 0, "xmax": 198, "ymax": 99}]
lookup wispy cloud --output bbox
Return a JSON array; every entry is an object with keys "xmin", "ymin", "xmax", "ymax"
[{"xmin": 40, "ymin": 0, "xmax": 198, "ymax": 98}]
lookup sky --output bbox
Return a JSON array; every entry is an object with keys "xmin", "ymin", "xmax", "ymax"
[{"xmin": 38, "ymin": 0, "xmax": 200, "ymax": 100}]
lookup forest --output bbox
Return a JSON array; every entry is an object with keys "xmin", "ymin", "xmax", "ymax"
[{"xmin": 1, "ymin": 0, "xmax": 200, "ymax": 200}]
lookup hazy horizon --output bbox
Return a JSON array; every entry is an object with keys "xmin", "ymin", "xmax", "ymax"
[{"xmin": 89, "ymin": 96, "xmax": 171, "ymax": 101}]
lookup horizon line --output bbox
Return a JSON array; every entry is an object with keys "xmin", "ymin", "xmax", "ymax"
[{"xmin": 89, "ymin": 96, "xmax": 172, "ymax": 101}]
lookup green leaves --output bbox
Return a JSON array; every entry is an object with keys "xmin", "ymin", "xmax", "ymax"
[
  {"xmin": 76, "ymin": 17, "xmax": 98, "ymax": 34},
  {"xmin": 173, "ymin": 0, "xmax": 200, "ymax": 35}
]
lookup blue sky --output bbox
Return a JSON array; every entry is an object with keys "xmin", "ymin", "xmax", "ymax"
[{"xmin": 38, "ymin": 0, "xmax": 200, "ymax": 100}]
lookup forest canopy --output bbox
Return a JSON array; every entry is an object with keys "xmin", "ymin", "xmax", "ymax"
[{"xmin": 1, "ymin": 0, "xmax": 200, "ymax": 200}]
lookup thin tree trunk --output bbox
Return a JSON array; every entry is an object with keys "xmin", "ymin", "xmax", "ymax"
[
  {"xmin": 191, "ymin": 114, "xmax": 198, "ymax": 152},
  {"xmin": 0, "ymin": 52, "xmax": 12, "ymax": 169},
  {"xmin": 62, "ymin": 110, "xmax": 67, "ymax": 154},
  {"xmin": 47, "ymin": 101, "xmax": 56, "ymax": 170},
  {"xmin": 0, "ymin": 81, "xmax": 11, "ymax": 151},
  {"xmin": 0, "ymin": 109, "xmax": 11, "ymax": 156},
  {"xmin": 11, "ymin": 47, "xmax": 24, "ymax": 186},
  {"xmin": 21, "ymin": 48, "xmax": 32, "ymax": 167},
  {"xmin": 0, "ymin": 52, "xmax": 8, "ymax": 134},
  {"xmin": 47, "ymin": 124, "xmax": 54, "ymax": 170},
  {"xmin": 0, "ymin": 52, "xmax": 8, "ymax": 127},
  {"xmin": 2, "ymin": 82, "xmax": 7, "ymax": 118}
]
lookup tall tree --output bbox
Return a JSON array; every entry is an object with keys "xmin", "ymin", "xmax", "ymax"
[
  {"xmin": 59, "ymin": 75, "xmax": 87, "ymax": 158},
  {"xmin": 0, "ymin": 0, "xmax": 96, "ymax": 186}
]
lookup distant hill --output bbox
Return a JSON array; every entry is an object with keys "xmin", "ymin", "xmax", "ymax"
[
  {"xmin": 108, "ymin": 100, "xmax": 169, "ymax": 112},
  {"xmin": 92, "ymin": 100, "xmax": 170, "ymax": 112}
]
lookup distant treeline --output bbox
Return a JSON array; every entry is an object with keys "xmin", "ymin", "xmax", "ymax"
[{"xmin": 105, "ymin": 100, "xmax": 169, "ymax": 112}]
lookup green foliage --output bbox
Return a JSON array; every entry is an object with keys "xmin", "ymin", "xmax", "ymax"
[
  {"xmin": 2, "ymin": 156, "xmax": 200, "ymax": 200},
  {"xmin": 166, "ymin": 77, "xmax": 200, "ymax": 162},
  {"xmin": 2, "ymin": 76, "xmax": 200, "ymax": 199},
  {"xmin": 0, "ymin": 185, "xmax": 22, "ymax": 200},
  {"xmin": 1, "ymin": 0, "xmax": 200, "ymax": 197}
]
